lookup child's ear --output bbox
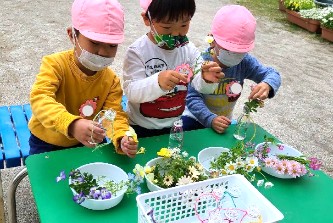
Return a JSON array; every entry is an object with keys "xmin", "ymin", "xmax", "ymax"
[
  {"xmin": 141, "ymin": 12, "xmax": 150, "ymax": 26},
  {"xmin": 67, "ymin": 27, "xmax": 74, "ymax": 44}
]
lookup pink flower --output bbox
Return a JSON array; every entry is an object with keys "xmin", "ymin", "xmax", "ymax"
[
  {"xmin": 274, "ymin": 162, "xmax": 286, "ymax": 175},
  {"xmin": 277, "ymin": 144, "xmax": 284, "ymax": 150},
  {"xmin": 299, "ymin": 164, "xmax": 308, "ymax": 176},
  {"xmin": 264, "ymin": 158, "xmax": 275, "ymax": 168},
  {"xmin": 287, "ymin": 163, "xmax": 301, "ymax": 178},
  {"xmin": 309, "ymin": 157, "xmax": 322, "ymax": 170}
]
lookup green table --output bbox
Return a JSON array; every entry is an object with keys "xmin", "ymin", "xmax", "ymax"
[{"xmin": 26, "ymin": 125, "xmax": 333, "ymax": 223}]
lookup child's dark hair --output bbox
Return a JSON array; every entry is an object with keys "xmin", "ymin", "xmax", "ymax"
[{"xmin": 146, "ymin": 0, "xmax": 196, "ymax": 22}]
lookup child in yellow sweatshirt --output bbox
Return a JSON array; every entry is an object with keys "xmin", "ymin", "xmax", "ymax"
[{"xmin": 28, "ymin": 0, "xmax": 138, "ymax": 157}]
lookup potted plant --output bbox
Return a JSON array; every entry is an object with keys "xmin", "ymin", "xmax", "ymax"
[
  {"xmin": 299, "ymin": 8, "xmax": 324, "ymax": 32},
  {"xmin": 284, "ymin": 0, "xmax": 320, "ymax": 32},
  {"xmin": 320, "ymin": 7, "xmax": 333, "ymax": 41}
]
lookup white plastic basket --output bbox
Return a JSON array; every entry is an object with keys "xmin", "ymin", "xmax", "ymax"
[{"xmin": 136, "ymin": 174, "xmax": 283, "ymax": 223}]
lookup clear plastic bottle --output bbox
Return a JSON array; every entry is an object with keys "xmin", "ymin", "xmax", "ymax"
[{"xmin": 168, "ymin": 119, "xmax": 184, "ymax": 149}]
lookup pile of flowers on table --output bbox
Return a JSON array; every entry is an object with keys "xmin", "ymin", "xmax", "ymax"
[{"xmin": 136, "ymin": 148, "xmax": 208, "ymax": 189}]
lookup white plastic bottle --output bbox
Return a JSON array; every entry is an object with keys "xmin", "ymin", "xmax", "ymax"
[{"xmin": 168, "ymin": 119, "xmax": 184, "ymax": 149}]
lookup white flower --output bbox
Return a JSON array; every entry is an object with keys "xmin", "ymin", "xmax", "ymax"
[
  {"xmin": 182, "ymin": 151, "xmax": 189, "ymax": 157},
  {"xmin": 189, "ymin": 166, "xmax": 200, "ymax": 179},
  {"xmin": 257, "ymin": 179, "xmax": 264, "ymax": 187},
  {"xmin": 246, "ymin": 156, "xmax": 258, "ymax": 167},
  {"xmin": 176, "ymin": 175, "xmax": 193, "ymax": 186},
  {"xmin": 225, "ymin": 162, "xmax": 237, "ymax": 174},
  {"xmin": 235, "ymin": 157, "xmax": 245, "ymax": 169},
  {"xmin": 163, "ymin": 175, "xmax": 174, "ymax": 187},
  {"xmin": 195, "ymin": 163, "xmax": 204, "ymax": 171},
  {"xmin": 264, "ymin": 182, "xmax": 274, "ymax": 189}
]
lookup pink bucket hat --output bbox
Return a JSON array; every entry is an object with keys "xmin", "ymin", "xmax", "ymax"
[
  {"xmin": 211, "ymin": 5, "xmax": 256, "ymax": 53},
  {"xmin": 140, "ymin": 0, "xmax": 152, "ymax": 12},
  {"xmin": 71, "ymin": 0, "xmax": 124, "ymax": 44}
]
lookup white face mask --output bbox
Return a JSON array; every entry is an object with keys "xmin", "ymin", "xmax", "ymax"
[
  {"xmin": 215, "ymin": 48, "xmax": 246, "ymax": 67},
  {"xmin": 72, "ymin": 30, "xmax": 114, "ymax": 71}
]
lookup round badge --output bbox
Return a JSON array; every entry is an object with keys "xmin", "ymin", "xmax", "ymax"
[
  {"xmin": 81, "ymin": 104, "xmax": 94, "ymax": 117},
  {"xmin": 79, "ymin": 99, "xmax": 97, "ymax": 117},
  {"xmin": 230, "ymin": 82, "xmax": 242, "ymax": 94}
]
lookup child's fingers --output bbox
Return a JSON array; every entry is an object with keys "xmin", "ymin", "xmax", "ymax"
[{"xmin": 173, "ymin": 72, "xmax": 188, "ymax": 83}]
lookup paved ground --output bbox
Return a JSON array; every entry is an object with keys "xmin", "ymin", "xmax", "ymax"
[{"xmin": 0, "ymin": 0, "xmax": 333, "ymax": 222}]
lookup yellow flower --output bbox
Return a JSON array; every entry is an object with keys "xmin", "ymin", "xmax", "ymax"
[
  {"xmin": 220, "ymin": 169, "xmax": 228, "ymax": 176},
  {"xmin": 136, "ymin": 147, "xmax": 145, "ymax": 154},
  {"xmin": 133, "ymin": 164, "xmax": 145, "ymax": 178},
  {"xmin": 157, "ymin": 148, "xmax": 172, "ymax": 158},
  {"xmin": 144, "ymin": 165, "xmax": 153, "ymax": 174},
  {"xmin": 204, "ymin": 35, "xmax": 214, "ymax": 44},
  {"xmin": 125, "ymin": 126, "xmax": 138, "ymax": 143}
]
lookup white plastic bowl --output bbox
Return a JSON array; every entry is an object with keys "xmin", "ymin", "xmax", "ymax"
[
  {"xmin": 255, "ymin": 142, "xmax": 303, "ymax": 179},
  {"xmin": 144, "ymin": 157, "xmax": 165, "ymax": 192},
  {"xmin": 198, "ymin": 147, "xmax": 230, "ymax": 173},
  {"xmin": 69, "ymin": 162, "xmax": 128, "ymax": 210}
]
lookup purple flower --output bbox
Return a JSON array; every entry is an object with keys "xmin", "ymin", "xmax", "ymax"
[
  {"xmin": 309, "ymin": 157, "xmax": 322, "ymax": 170},
  {"xmin": 56, "ymin": 171, "xmax": 66, "ymax": 182},
  {"xmin": 88, "ymin": 187, "xmax": 100, "ymax": 199},
  {"xmin": 73, "ymin": 191, "xmax": 85, "ymax": 204},
  {"xmin": 91, "ymin": 188, "xmax": 101, "ymax": 199},
  {"xmin": 101, "ymin": 188, "xmax": 112, "ymax": 199}
]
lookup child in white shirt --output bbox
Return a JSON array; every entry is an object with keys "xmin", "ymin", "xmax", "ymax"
[{"xmin": 123, "ymin": 0, "xmax": 223, "ymax": 138}]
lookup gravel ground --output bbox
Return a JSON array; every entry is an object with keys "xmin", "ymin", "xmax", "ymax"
[{"xmin": 0, "ymin": 0, "xmax": 333, "ymax": 222}]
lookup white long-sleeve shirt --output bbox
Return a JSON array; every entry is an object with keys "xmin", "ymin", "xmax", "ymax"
[{"xmin": 123, "ymin": 35, "xmax": 217, "ymax": 129}]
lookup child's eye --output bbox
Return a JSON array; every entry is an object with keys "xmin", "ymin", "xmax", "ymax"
[
  {"xmin": 90, "ymin": 41, "xmax": 99, "ymax": 45},
  {"xmin": 109, "ymin": 44, "xmax": 117, "ymax": 48}
]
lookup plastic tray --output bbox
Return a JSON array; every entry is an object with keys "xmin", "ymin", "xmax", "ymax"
[{"xmin": 137, "ymin": 174, "xmax": 283, "ymax": 223}]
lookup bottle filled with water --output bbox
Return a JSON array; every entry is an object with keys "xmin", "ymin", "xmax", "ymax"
[
  {"xmin": 233, "ymin": 113, "xmax": 251, "ymax": 140},
  {"xmin": 168, "ymin": 119, "xmax": 184, "ymax": 149}
]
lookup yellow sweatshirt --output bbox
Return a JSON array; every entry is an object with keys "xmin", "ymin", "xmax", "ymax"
[{"xmin": 29, "ymin": 50, "xmax": 129, "ymax": 153}]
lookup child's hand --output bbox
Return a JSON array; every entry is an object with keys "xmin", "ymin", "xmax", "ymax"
[
  {"xmin": 69, "ymin": 119, "xmax": 106, "ymax": 148},
  {"xmin": 249, "ymin": 82, "xmax": 271, "ymax": 100},
  {"xmin": 201, "ymin": 61, "xmax": 224, "ymax": 83},
  {"xmin": 120, "ymin": 136, "xmax": 138, "ymax": 158},
  {"xmin": 212, "ymin": 116, "xmax": 231, "ymax": 133},
  {"xmin": 158, "ymin": 70, "xmax": 188, "ymax": 91}
]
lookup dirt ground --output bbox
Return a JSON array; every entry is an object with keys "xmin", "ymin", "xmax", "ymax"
[{"xmin": 0, "ymin": 0, "xmax": 333, "ymax": 222}]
